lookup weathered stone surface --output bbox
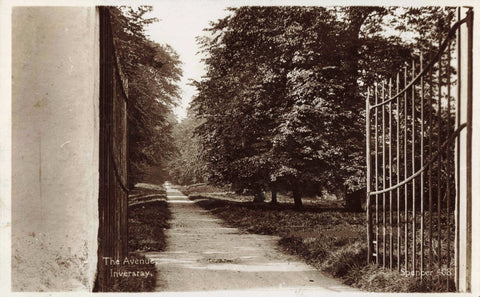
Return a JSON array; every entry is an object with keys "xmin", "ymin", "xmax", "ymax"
[{"xmin": 11, "ymin": 7, "xmax": 99, "ymax": 291}]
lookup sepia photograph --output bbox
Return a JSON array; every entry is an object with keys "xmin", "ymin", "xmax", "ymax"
[{"xmin": 2, "ymin": 0, "xmax": 479, "ymax": 295}]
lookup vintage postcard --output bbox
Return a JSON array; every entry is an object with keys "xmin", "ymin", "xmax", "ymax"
[{"xmin": 1, "ymin": 0, "xmax": 479, "ymax": 296}]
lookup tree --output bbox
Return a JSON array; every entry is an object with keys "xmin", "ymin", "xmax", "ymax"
[
  {"xmin": 192, "ymin": 7, "xmax": 284, "ymax": 200},
  {"xmin": 191, "ymin": 6, "xmax": 456, "ymax": 208},
  {"xmin": 167, "ymin": 110, "xmax": 208, "ymax": 185},
  {"xmin": 109, "ymin": 6, "xmax": 183, "ymax": 185},
  {"xmin": 193, "ymin": 7, "xmax": 355, "ymax": 206}
]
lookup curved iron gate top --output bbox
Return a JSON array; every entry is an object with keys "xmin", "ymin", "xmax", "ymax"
[{"xmin": 365, "ymin": 7, "xmax": 472, "ymax": 292}]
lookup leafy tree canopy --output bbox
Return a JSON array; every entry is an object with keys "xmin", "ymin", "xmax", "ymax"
[
  {"xmin": 110, "ymin": 6, "xmax": 183, "ymax": 185},
  {"xmin": 187, "ymin": 6, "xmax": 455, "ymax": 208}
]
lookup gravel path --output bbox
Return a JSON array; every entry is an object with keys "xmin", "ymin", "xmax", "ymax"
[{"xmin": 144, "ymin": 184, "xmax": 357, "ymax": 292}]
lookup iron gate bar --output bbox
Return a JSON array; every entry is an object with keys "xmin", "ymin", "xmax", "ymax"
[
  {"xmin": 369, "ymin": 16, "xmax": 468, "ymax": 110},
  {"xmin": 366, "ymin": 90, "xmax": 372, "ymax": 263},
  {"xmin": 369, "ymin": 124, "xmax": 466, "ymax": 196},
  {"xmin": 389, "ymin": 78, "xmax": 393, "ymax": 270},
  {"xmin": 446, "ymin": 42, "xmax": 452, "ymax": 289},
  {"xmin": 375, "ymin": 83, "xmax": 379, "ymax": 265},
  {"xmin": 428, "ymin": 52, "xmax": 434, "ymax": 272},
  {"xmin": 396, "ymin": 72, "xmax": 401, "ymax": 271},
  {"xmin": 411, "ymin": 60, "xmax": 416, "ymax": 273},
  {"xmin": 109, "ymin": 141, "xmax": 129, "ymax": 193},
  {"xmin": 466, "ymin": 9, "xmax": 473, "ymax": 291},
  {"xmin": 455, "ymin": 8, "xmax": 461, "ymax": 287},
  {"xmin": 382, "ymin": 81, "xmax": 386, "ymax": 268},
  {"xmin": 404, "ymin": 66, "xmax": 408, "ymax": 271},
  {"xmin": 420, "ymin": 53, "xmax": 425, "ymax": 278},
  {"xmin": 437, "ymin": 44, "xmax": 442, "ymax": 270}
]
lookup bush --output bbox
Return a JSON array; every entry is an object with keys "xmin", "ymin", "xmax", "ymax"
[
  {"xmin": 322, "ymin": 241, "xmax": 367, "ymax": 277},
  {"xmin": 128, "ymin": 200, "xmax": 171, "ymax": 251}
]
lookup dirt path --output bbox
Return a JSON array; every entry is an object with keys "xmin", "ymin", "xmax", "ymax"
[{"xmin": 144, "ymin": 184, "xmax": 358, "ymax": 292}]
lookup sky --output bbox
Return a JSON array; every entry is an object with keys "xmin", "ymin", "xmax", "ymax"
[
  {"xmin": 142, "ymin": 3, "xmax": 441, "ymax": 121},
  {"xmin": 145, "ymin": 2, "xmax": 232, "ymax": 121}
]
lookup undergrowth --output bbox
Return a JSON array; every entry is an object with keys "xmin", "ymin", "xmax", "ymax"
[
  {"xmin": 128, "ymin": 200, "xmax": 171, "ymax": 251},
  {"xmin": 108, "ymin": 187, "xmax": 172, "ymax": 292}
]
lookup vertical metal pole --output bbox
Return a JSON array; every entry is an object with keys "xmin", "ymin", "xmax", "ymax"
[
  {"xmin": 428, "ymin": 51, "xmax": 434, "ymax": 273},
  {"xmin": 455, "ymin": 7, "xmax": 461, "ymax": 289},
  {"xmin": 382, "ymin": 81, "xmax": 386, "ymax": 268},
  {"xmin": 124, "ymin": 80, "xmax": 129, "ymax": 259},
  {"xmin": 404, "ymin": 66, "xmax": 408, "ymax": 271},
  {"xmin": 366, "ymin": 89, "xmax": 373, "ymax": 264},
  {"xmin": 98, "ymin": 10, "xmax": 107, "ymax": 289},
  {"xmin": 456, "ymin": 8, "xmax": 473, "ymax": 292},
  {"xmin": 437, "ymin": 41, "xmax": 442, "ymax": 272},
  {"xmin": 389, "ymin": 78, "xmax": 393, "ymax": 270},
  {"xmin": 465, "ymin": 8, "xmax": 473, "ymax": 291},
  {"xmin": 420, "ymin": 53, "xmax": 425, "ymax": 278},
  {"xmin": 446, "ymin": 42, "xmax": 452, "ymax": 290},
  {"xmin": 396, "ymin": 73, "xmax": 401, "ymax": 271},
  {"xmin": 375, "ymin": 83, "xmax": 379, "ymax": 266},
  {"xmin": 411, "ymin": 60, "xmax": 416, "ymax": 273}
]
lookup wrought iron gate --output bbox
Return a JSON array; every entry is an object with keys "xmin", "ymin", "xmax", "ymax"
[
  {"xmin": 96, "ymin": 7, "xmax": 130, "ymax": 291},
  {"xmin": 365, "ymin": 8, "xmax": 472, "ymax": 292}
]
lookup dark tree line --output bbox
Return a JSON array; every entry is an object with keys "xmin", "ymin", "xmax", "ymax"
[
  {"xmin": 167, "ymin": 7, "xmax": 457, "ymax": 209},
  {"xmin": 109, "ymin": 6, "xmax": 182, "ymax": 186}
]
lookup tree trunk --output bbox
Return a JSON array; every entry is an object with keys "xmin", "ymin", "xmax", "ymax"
[
  {"xmin": 293, "ymin": 189, "xmax": 303, "ymax": 209},
  {"xmin": 253, "ymin": 189, "xmax": 265, "ymax": 202},
  {"xmin": 271, "ymin": 189, "xmax": 278, "ymax": 204},
  {"xmin": 343, "ymin": 7, "xmax": 381, "ymax": 110}
]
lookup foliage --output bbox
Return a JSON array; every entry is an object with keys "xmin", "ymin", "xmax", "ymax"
[
  {"xmin": 127, "ymin": 181, "xmax": 170, "ymax": 252},
  {"xmin": 109, "ymin": 6, "xmax": 182, "ymax": 185},
  {"xmin": 167, "ymin": 112, "xmax": 208, "ymax": 185},
  {"xmin": 392, "ymin": 7, "xmax": 456, "ymax": 52},
  {"xmin": 191, "ymin": 7, "xmax": 428, "ymax": 206},
  {"xmin": 128, "ymin": 200, "xmax": 171, "ymax": 251}
]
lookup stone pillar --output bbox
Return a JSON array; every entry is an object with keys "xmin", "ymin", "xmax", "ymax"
[{"xmin": 11, "ymin": 7, "xmax": 99, "ymax": 291}]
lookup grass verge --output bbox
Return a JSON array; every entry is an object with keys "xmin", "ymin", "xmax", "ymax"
[
  {"xmin": 189, "ymin": 194, "xmax": 453, "ymax": 292},
  {"xmin": 109, "ymin": 186, "xmax": 171, "ymax": 292},
  {"xmin": 128, "ymin": 200, "xmax": 171, "ymax": 251}
]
